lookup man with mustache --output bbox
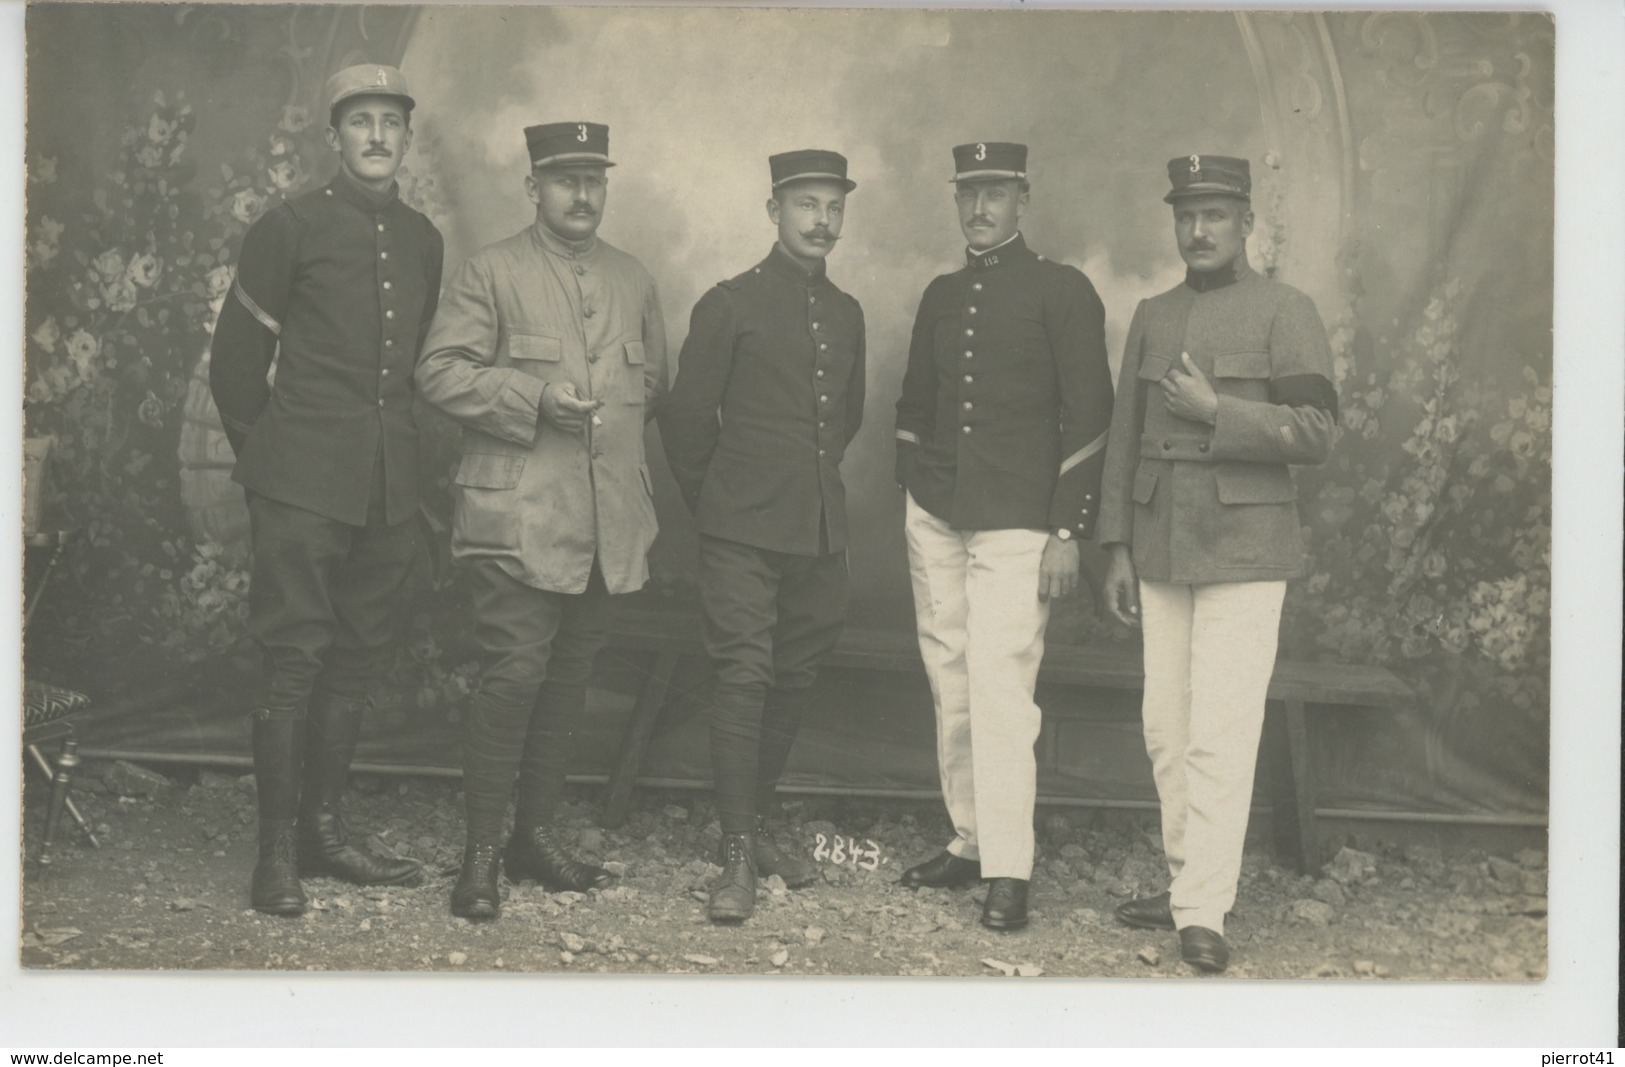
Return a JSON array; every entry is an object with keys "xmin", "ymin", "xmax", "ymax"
[
  {"xmin": 210, "ymin": 64, "xmax": 442, "ymax": 915},
  {"xmin": 894, "ymin": 142, "xmax": 1113, "ymax": 931},
  {"xmin": 417, "ymin": 122, "xmax": 667, "ymax": 920},
  {"xmin": 1097, "ymin": 155, "xmax": 1338, "ymax": 972},
  {"xmin": 659, "ymin": 150, "xmax": 865, "ymax": 922}
]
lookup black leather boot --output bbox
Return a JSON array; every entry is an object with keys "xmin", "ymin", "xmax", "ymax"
[
  {"xmin": 505, "ymin": 826, "xmax": 614, "ymax": 891},
  {"xmin": 298, "ymin": 692, "xmax": 422, "ymax": 887},
  {"xmin": 708, "ymin": 831, "xmax": 758, "ymax": 922},
  {"xmin": 737, "ymin": 816, "xmax": 816, "ymax": 888},
  {"xmin": 250, "ymin": 711, "xmax": 306, "ymax": 916},
  {"xmin": 450, "ymin": 843, "xmax": 502, "ymax": 921}
]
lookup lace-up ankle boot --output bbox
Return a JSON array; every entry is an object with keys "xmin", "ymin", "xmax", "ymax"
[
  {"xmin": 504, "ymin": 827, "xmax": 614, "ymax": 891},
  {"xmin": 708, "ymin": 831, "xmax": 758, "ymax": 922},
  {"xmin": 450, "ymin": 843, "xmax": 502, "ymax": 920}
]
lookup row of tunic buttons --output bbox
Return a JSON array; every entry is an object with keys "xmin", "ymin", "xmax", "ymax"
[
  {"xmin": 812, "ymin": 291, "xmax": 830, "ymax": 455},
  {"xmin": 961, "ymin": 280, "xmax": 983, "ymax": 434}
]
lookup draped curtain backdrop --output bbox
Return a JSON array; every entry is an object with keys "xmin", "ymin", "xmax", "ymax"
[{"xmin": 22, "ymin": 7, "xmax": 1552, "ymax": 819}]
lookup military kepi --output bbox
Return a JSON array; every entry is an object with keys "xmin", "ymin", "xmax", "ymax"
[
  {"xmin": 951, "ymin": 142, "xmax": 1027, "ymax": 182},
  {"xmin": 1164, "ymin": 154, "xmax": 1251, "ymax": 202},
  {"xmin": 325, "ymin": 64, "xmax": 416, "ymax": 115},
  {"xmin": 769, "ymin": 149, "xmax": 856, "ymax": 192},
  {"xmin": 527, "ymin": 122, "xmax": 615, "ymax": 169}
]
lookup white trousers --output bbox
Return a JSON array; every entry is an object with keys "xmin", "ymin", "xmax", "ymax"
[
  {"xmin": 1139, "ymin": 579, "xmax": 1286, "ymax": 935},
  {"xmin": 904, "ymin": 493, "xmax": 1050, "ymax": 879}
]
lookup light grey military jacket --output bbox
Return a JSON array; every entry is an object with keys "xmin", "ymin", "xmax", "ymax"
[
  {"xmin": 1097, "ymin": 259, "xmax": 1338, "ymax": 584},
  {"xmin": 416, "ymin": 222, "xmax": 667, "ymax": 595}
]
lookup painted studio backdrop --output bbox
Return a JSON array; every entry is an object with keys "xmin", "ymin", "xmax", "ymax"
[{"xmin": 22, "ymin": 6, "xmax": 1553, "ymax": 821}]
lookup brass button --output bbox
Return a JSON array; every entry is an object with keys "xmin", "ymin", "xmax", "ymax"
[
  {"xmin": 820, "ymin": 343, "xmax": 829, "ymax": 351},
  {"xmin": 962, "ymin": 425, "xmax": 972, "ymax": 434},
  {"xmin": 380, "ymin": 251, "xmax": 389, "ymax": 260},
  {"xmin": 818, "ymin": 449, "xmax": 826, "ymax": 457},
  {"xmin": 385, "ymin": 310, "xmax": 395, "ymax": 320},
  {"xmin": 377, "ymin": 399, "xmax": 385, "ymax": 408},
  {"xmin": 816, "ymin": 369, "xmax": 825, "ymax": 379},
  {"xmin": 1199, "ymin": 444, "xmax": 1210, "ymax": 453},
  {"xmin": 963, "ymin": 374, "xmax": 973, "ymax": 384},
  {"xmin": 819, "ymin": 394, "xmax": 829, "ymax": 404},
  {"xmin": 967, "ymin": 306, "xmax": 978, "ymax": 315},
  {"xmin": 963, "ymin": 401, "xmax": 972, "ymax": 410},
  {"xmin": 384, "ymin": 339, "xmax": 394, "ymax": 348},
  {"xmin": 1163, "ymin": 441, "xmax": 1173, "ymax": 451},
  {"xmin": 965, "ymin": 328, "xmax": 974, "ymax": 337},
  {"xmin": 381, "ymin": 368, "xmax": 390, "ymax": 377},
  {"xmin": 812, "ymin": 321, "xmax": 821, "ymax": 331},
  {"xmin": 377, "ymin": 223, "xmax": 385, "ymax": 232},
  {"xmin": 575, "ymin": 265, "xmax": 586, "ymax": 275},
  {"xmin": 382, "ymin": 281, "xmax": 392, "ymax": 290},
  {"xmin": 972, "ymin": 282, "xmax": 983, "ymax": 291},
  {"xmin": 964, "ymin": 350, "xmax": 973, "ymax": 359}
]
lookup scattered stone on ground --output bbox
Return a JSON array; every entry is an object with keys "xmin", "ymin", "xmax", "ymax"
[{"xmin": 19, "ymin": 765, "xmax": 1547, "ymax": 978}]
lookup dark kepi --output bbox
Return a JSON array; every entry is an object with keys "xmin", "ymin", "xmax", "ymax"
[
  {"xmin": 951, "ymin": 141, "xmax": 1027, "ymax": 182},
  {"xmin": 769, "ymin": 148, "xmax": 856, "ymax": 191},
  {"xmin": 1164, "ymin": 154, "xmax": 1251, "ymax": 202},
  {"xmin": 526, "ymin": 122, "xmax": 615, "ymax": 169}
]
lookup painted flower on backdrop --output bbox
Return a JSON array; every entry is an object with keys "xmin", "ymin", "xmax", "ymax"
[
  {"xmin": 103, "ymin": 277, "xmax": 139, "ymax": 313},
  {"xmin": 32, "ymin": 316, "xmax": 61, "ymax": 353},
  {"xmin": 136, "ymin": 391, "xmax": 165, "ymax": 428},
  {"xmin": 29, "ymin": 215, "xmax": 65, "ymax": 270},
  {"xmin": 66, "ymin": 330, "xmax": 100, "ymax": 379},
  {"xmin": 126, "ymin": 251, "xmax": 163, "ymax": 289},
  {"xmin": 230, "ymin": 189, "xmax": 267, "ymax": 224},
  {"xmin": 279, "ymin": 106, "xmax": 312, "ymax": 134},
  {"xmin": 268, "ymin": 160, "xmax": 300, "ymax": 191},
  {"xmin": 135, "ymin": 144, "xmax": 164, "ymax": 169},
  {"xmin": 30, "ymin": 155, "xmax": 58, "ymax": 185},
  {"xmin": 148, "ymin": 112, "xmax": 178, "ymax": 144},
  {"xmin": 93, "ymin": 248, "xmax": 126, "ymax": 282},
  {"xmin": 205, "ymin": 264, "xmax": 233, "ymax": 299}
]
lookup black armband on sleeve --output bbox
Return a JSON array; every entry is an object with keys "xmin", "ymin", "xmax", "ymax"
[{"xmin": 1270, "ymin": 374, "xmax": 1339, "ymax": 422}]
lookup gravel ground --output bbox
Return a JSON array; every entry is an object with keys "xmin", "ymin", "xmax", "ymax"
[{"xmin": 20, "ymin": 760, "xmax": 1547, "ymax": 980}]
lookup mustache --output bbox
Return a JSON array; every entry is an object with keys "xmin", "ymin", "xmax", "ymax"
[
  {"xmin": 802, "ymin": 229, "xmax": 839, "ymax": 242},
  {"xmin": 967, "ymin": 216, "xmax": 995, "ymax": 227},
  {"xmin": 567, "ymin": 205, "xmax": 599, "ymax": 215},
  {"xmin": 1184, "ymin": 241, "xmax": 1216, "ymax": 252}
]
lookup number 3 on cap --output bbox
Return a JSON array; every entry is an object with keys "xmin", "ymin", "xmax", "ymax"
[
  {"xmin": 975, "ymin": 143, "xmax": 987, "ymax": 161},
  {"xmin": 577, "ymin": 124, "xmax": 589, "ymax": 142},
  {"xmin": 1189, "ymin": 154, "xmax": 1201, "ymax": 173}
]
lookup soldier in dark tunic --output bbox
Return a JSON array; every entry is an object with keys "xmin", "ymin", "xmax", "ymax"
[
  {"xmin": 1098, "ymin": 155, "xmax": 1339, "ymax": 973},
  {"xmin": 893, "ymin": 142, "xmax": 1113, "ymax": 932},
  {"xmin": 659, "ymin": 150, "xmax": 865, "ymax": 922},
  {"xmin": 209, "ymin": 65, "xmax": 443, "ymax": 916}
]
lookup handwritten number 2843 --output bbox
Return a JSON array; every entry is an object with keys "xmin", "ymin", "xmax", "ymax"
[{"xmin": 813, "ymin": 833, "xmax": 881, "ymax": 871}]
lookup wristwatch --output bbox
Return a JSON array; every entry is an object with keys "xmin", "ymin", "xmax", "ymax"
[{"xmin": 1053, "ymin": 528, "xmax": 1073, "ymax": 542}]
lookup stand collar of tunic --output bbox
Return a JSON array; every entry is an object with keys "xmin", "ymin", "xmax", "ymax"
[
  {"xmin": 532, "ymin": 221, "xmax": 600, "ymax": 260},
  {"xmin": 965, "ymin": 231, "xmax": 1027, "ymax": 271},
  {"xmin": 765, "ymin": 242, "xmax": 828, "ymax": 287},
  {"xmin": 1184, "ymin": 255, "xmax": 1252, "ymax": 293},
  {"xmin": 329, "ymin": 170, "xmax": 400, "ymax": 213}
]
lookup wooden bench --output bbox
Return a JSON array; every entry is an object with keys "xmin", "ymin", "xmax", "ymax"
[{"xmin": 600, "ymin": 608, "xmax": 1412, "ymax": 874}]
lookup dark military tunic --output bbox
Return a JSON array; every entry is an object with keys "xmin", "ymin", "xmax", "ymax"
[
  {"xmin": 659, "ymin": 244, "xmax": 866, "ymax": 555},
  {"xmin": 1096, "ymin": 260, "xmax": 1339, "ymax": 583},
  {"xmin": 210, "ymin": 172, "xmax": 444, "ymax": 527},
  {"xmin": 894, "ymin": 233, "xmax": 1113, "ymax": 537}
]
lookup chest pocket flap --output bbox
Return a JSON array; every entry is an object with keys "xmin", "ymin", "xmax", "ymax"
[
  {"xmin": 510, "ymin": 333, "xmax": 563, "ymax": 364},
  {"xmin": 1137, "ymin": 352, "xmax": 1175, "ymax": 381},
  {"xmin": 623, "ymin": 340, "xmax": 645, "ymax": 365},
  {"xmin": 1214, "ymin": 463, "xmax": 1296, "ymax": 504},
  {"xmin": 1213, "ymin": 351, "xmax": 1272, "ymax": 379}
]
